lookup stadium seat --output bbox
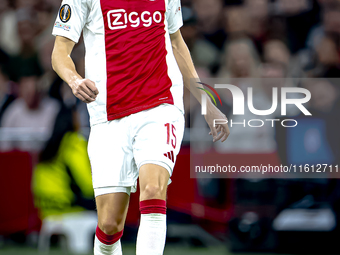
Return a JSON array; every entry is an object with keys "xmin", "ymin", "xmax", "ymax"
[
  {"xmin": 0, "ymin": 151, "xmax": 41, "ymax": 235},
  {"xmin": 38, "ymin": 211, "xmax": 97, "ymax": 254}
]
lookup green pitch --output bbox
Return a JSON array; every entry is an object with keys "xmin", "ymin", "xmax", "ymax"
[{"xmin": 0, "ymin": 245, "xmax": 302, "ymax": 255}]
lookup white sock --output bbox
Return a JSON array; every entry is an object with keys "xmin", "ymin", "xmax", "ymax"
[
  {"xmin": 94, "ymin": 226, "xmax": 123, "ymax": 255},
  {"xmin": 136, "ymin": 199, "xmax": 167, "ymax": 255},
  {"xmin": 94, "ymin": 236, "xmax": 122, "ymax": 255}
]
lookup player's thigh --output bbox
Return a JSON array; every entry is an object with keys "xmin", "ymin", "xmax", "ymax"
[
  {"xmin": 139, "ymin": 163, "xmax": 170, "ymax": 201},
  {"xmin": 95, "ymin": 192, "xmax": 130, "ymax": 233}
]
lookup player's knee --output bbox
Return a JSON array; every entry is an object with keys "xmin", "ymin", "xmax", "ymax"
[
  {"xmin": 99, "ymin": 219, "xmax": 123, "ymax": 235},
  {"xmin": 141, "ymin": 184, "xmax": 165, "ymax": 200}
]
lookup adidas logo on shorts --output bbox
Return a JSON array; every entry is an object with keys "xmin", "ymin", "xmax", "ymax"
[{"xmin": 164, "ymin": 151, "xmax": 174, "ymax": 163}]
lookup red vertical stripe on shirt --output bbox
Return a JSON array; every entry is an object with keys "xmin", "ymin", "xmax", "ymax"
[{"xmin": 100, "ymin": 0, "xmax": 174, "ymax": 121}]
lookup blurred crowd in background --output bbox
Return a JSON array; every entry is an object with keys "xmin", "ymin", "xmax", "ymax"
[
  {"xmin": 2, "ymin": 0, "xmax": 340, "ymax": 253},
  {"xmin": 2, "ymin": 0, "xmax": 340, "ymax": 146}
]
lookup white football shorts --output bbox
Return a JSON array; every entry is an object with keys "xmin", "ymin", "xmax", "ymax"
[{"xmin": 88, "ymin": 104, "xmax": 185, "ymax": 197}]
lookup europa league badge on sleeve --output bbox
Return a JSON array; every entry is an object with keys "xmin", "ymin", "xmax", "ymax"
[{"xmin": 59, "ymin": 4, "xmax": 71, "ymax": 23}]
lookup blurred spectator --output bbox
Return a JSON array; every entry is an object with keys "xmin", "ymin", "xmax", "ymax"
[
  {"xmin": 180, "ymin": 5, "xmax": 197, "ymax": 50},
  {"xmin": 190, "ymin": 40, "xmax": 220, "ymax": 76},
  {"xmin": 193, "ymin": 0, "xmax": 226, "ymax": 50},
  {"xmin": 6, "ymin": 8, "xmax": 43, "ymax": 81},
  {"xmin": 15, "ymin": 0, "xmax": 39, "ymax": 9},
  {"xmin": 213, "ymin": 38, "xmax": 263, "ymax": 152},
  {"xmin": 307, "ymin": 3, "xmax": 340, "ymax": 53},
  {"xmin": 213, "ymin": 64, "xmax": 286, "ymax": 153},
  {"xmin": 180, "ymin": 5, "xmax": 219, "ymax": 73},
  {"xmin": 319, "ymin": 3, "xmax": 340, "ymax": 34},
  {"xmin": 0, "ymin": 0, "xmax": 20, "ymax": 56},
  {"xmin": 316, "ymin": 36, "xmax": 340, "ymax": 67},
  {"xmin": 260, "ymin": 62, "xmax": 301, "ymax": 115},
  {"xmin": 277, "ymin": 0, "xmax": 312, "ymax": 15},
  {"xmin": 262, "ymin": 39, "xmax": 305, "ymax": 77},
  {"xmin": 304, "ymin": 78, "xmax": 340, "ymax": 114},
  {"xmin": 263, "ymin": 40, "xmax": 291, "ymax": 67},
  {"xmin": 0, "ymin": 64, "xmax": 17, "ymax": 126},
  {"xmin": 245, "ymin": 0, "xmax": 269, "ymax": 24},
  {"xmin": 307, "ymin": 35, "xmax": 340, "ymax": 77},
  {"xmin": 35, "ymin": 0, "xmax": 58, "ymax": 45},
  {"xmin": 260, "ymin": 62, "xmax": 287, "ymax": 80},
  {"xmin": 218, "ymin": 38, "xmax": 261, "ymax": 79},
  {"xmin": 214, "ymin": 90, "xmax": 277, "ymax": 153},
  {"xmin": 1, "ymin": 75, "xmax": 59, "ymax": 128},
  {"xmin": 224, "ymin": 6, "xmax": 248, "ymax": 37},
  {"xmin": 244, "ymin": 0, "xmax": 270, "ymax": 53},
  {"xmin": 277, "ymin": 0, "xmax": 320, "ymax": 53},
  {"xmin": 1, "ymin": 75, "xmax": 60, "ymax": 150},
  {"xmin": 33, "ymin": 106, "xmax": 95, "ymax": 218}
]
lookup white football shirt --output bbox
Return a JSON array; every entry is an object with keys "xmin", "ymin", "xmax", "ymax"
[{"xmin": 53, "ymin": 0, "xmax": 184, "ymax": 126}]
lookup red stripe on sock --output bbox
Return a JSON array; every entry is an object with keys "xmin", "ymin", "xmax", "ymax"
[
  {"xmin": 96, "ymin": 226, "xmax": 123, "ymax": 245},
  {"xmin": 140, "ymin": 199, "xmax": 166, "ymax": 214}
]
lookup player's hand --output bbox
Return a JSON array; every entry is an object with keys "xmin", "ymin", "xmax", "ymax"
[
  {"xmin": 204, "ymin": 102, "xmax": 230, "ymax": 142},
  {"xmin": 70, "ymin": 79, "xmax": 99, "ymax": 103}
]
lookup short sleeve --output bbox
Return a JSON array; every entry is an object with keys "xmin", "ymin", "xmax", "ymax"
[
  {"xmin": 167, "ymin": 0, "xmax": 183, "ymax": 34},
  {"xmin": 52, "ymin": 0, "xmax": 89, "ymax": 43}
]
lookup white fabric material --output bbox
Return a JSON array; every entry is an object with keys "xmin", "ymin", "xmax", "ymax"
[
  {"xmin": 166, "ymin": 0, "xmax": 183, "ymax": 34},
  {"xmin": 93, "ymin": 159, "xmax": 174, "ymax": 197},
  {"xmin": 138, "ymin": 160, "xmax": 172, "ymax": 179},
  {"xmin": 88, "ymin": 104, "xmax": 185, "ymax": 193},
  {"xmin": 94, "ymin": 186, "xmax": 131, "ymax": 197},
  {"xmin": 52, "ymin": 0, "xmax": 89, "ymax": 44},
  {"xmin": 94, "ymin": 236, "xmax": 122, "ymax": 255},
  {"xmin": 164, "ymin": 0, "xmax": 184, "ymax": 122},
  {"xmin": 52, "ymin": 0, "xmax": 107, "ymax": 126},
  {"xmin": 136, "ymin": 214, "xmax": 167, "ymax": 255},
  {"xmin": 52, "ymin": 0, "xmax": 184, "ymax": 127}
]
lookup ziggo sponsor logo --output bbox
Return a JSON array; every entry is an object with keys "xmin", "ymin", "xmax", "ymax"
[{"xmin": 107, "ymin": 9, "xmax": 163, "ymax": 30}]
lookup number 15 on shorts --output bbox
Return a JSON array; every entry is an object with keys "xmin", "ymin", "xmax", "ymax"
[{"xmin": 165, "ymin": 123, "xmax": 176, "ymax": 149}]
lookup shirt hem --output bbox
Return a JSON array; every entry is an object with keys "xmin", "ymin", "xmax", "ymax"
[
  {"xmin": 107, "ymin": 99, "xmax": 174, "ymax": 121},
  {"xmin": 89, "ymin": 102, "xmax": 184, "ymax": 127},
  {"xmin": 93, "ymin": 181, "xmax": 136, "ymax": 189},
  {"xmin": 52, "ymin": 32, "xmax": 79, "ymax": 44}
]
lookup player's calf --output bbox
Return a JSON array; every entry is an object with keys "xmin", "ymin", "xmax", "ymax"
[
  {"xmin": 137, "ymin": 164, "xmax": 169, "ymax": 255},
  {"xmin": 94, "ymin": 192, "xmax": 129, "ymax": 255}
]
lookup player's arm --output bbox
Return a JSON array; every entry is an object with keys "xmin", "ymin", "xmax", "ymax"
[
  {"xmin": 52, "ymin": 36, "xmax": 98, "ymax": 103},
  {"xmin": 170, "ymin": 30, "xmax": 230, "ymax": 142}
]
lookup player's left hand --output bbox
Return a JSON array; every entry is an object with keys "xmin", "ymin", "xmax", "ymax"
[{"xmin": 204, "ymin": 102, "xmax": 230, "ymax": 142}]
